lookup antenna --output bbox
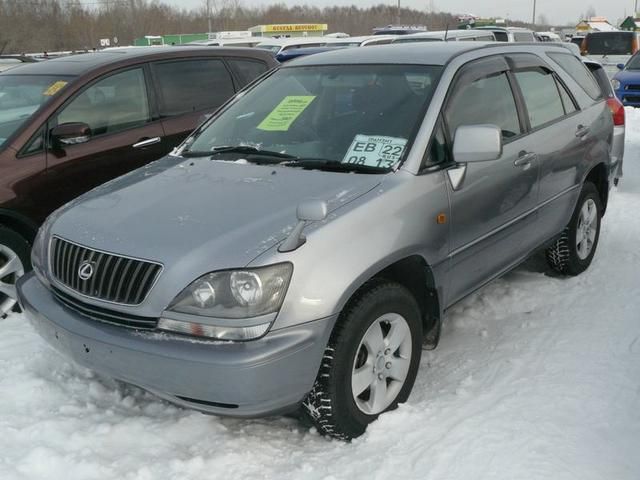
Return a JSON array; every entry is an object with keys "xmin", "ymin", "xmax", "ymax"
[{"xmin": 444, "ymin": 24, "xmax": 449, "ymax": 41}]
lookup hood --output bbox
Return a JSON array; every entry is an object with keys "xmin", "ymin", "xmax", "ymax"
[
  {"xmin": 51, "ymin": 156, "xmax": 382, "ymax": 274},
  {"xmin": 613, "ymin": 69, "xmax": 640, "ymax": 83}
]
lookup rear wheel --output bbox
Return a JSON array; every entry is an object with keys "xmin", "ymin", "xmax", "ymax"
[
  {"xmin": 0, "ymin": 227, "xmax": 30, "ymax": 318},
  {"xmin": 302, "ymin": 281, "xmax": 422, "ymax": 440},
  {"xmin": 546, "ymin": 182, "xmax": 602, "ymax": 276}
]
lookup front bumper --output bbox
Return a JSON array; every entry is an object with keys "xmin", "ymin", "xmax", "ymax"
[{"xmin": 18, "ymin": 273, "xmax": 335, "ymax": 417}]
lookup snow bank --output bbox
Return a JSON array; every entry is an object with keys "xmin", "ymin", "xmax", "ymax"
[{"xmin": 2, "ymin": 111, "xmax": 640, "ymax": 480}]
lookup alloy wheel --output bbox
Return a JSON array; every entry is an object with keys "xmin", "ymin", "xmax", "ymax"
[
  {"xmin": 351, "ymin": 313, "xmax": 412, "ymax": 415},
  {"xmin": 576, "ymin": 198, "xmax": 598, "ymax": 260},
  {"xmin": 0, "ymin": 244, "xmax": 25, "ymax": 317}
]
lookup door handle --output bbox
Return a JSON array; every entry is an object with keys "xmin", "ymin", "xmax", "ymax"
[
  {"xmin": 514, "ymin": 152, "xmax": 537, "ymax": 168},
  {"xmin": 132, "ymin": 137, "xmax": 161, "ymax": 149},
  {"xmin": 575, "ymin": 125, "xmax": 590, "ymax": 139}
]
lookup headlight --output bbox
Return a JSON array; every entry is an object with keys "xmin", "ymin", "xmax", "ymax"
[
  {"xmin": 611, "ymin": 79, "xmax": 621, "ymax": 90},
  {"xmin": 31, "ymin": 218, "xmax": 53, "ymax": 287},
  {"xmin": 158, "ymin": 263, "xmax": 293, "ymax": 341}
]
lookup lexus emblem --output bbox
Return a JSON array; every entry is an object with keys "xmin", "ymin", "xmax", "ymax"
[{"xmin": 78, "ymin": 261, "xmax": 95, "ymax": 281}]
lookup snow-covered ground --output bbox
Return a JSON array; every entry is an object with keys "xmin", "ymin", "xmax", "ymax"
[{"xmin": 2, "ymin": 111, "xmax": 640, "ymax": 480}]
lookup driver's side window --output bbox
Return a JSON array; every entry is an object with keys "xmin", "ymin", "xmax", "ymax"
[
  {"xmin": 56, "ymin": 68, "xmax": 150, "ymax": 137},
  {"xmin": 445, "ymin": 71, "xmax": 521, "ymax": 142}
]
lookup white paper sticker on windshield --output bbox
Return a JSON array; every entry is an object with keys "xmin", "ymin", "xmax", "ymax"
[{"xmin": 342, "ymin": 135, "xmax": 408, "ymax": 168}]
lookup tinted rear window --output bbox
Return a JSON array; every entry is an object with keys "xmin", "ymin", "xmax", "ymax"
[
  {"xmin": 152, "ymin": 59, "xmax": 235, "ymax": 117},
  {"xmin": 228, "ymin": 59, "xmax": 269, "ymax": 87},
  {"xmin": 494, "ymin": 31, "xmax": 508, "ymax": 42},
  {"xmin": 547, "ymin": 52, "xmax": 602, "ymax": 100},
  {"xmin": 585, "ymin": 63, "xmax": 613, "ymax": 97},
  {"xmin": 585, "ymin": 33, "xmax": 634, "ymax": 55}
]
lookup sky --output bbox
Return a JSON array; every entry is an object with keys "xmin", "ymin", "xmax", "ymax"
[{"xmin": 177, "ymin": 0, "xmax": 638, "ymax": 26}]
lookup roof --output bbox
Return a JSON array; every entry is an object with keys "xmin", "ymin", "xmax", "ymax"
[
  {"xmin": 283, "ymin": 42, "xmax": 484, "ymax": 67},
  {"xmin": 285, "ymin": 42, "xmax": 576, "ymax": 68},
  {"xmin": 0, "ymin": 46, "xmax": 272, "ymax": 76}
]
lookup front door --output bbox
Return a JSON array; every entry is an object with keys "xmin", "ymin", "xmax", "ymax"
[
  {"xmin": 443, "ymin": 57, "xmax": 540, "ymax": 305},
  {"xmin": 44, "ymin": 66, "xmax": 166, "ymax": 207}
]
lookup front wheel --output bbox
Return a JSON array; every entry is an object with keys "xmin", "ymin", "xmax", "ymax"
[
  {"xmin": 0, "ymin": 226, "xmax": 31, "ymax": 318},
  {"xmin": 546, "ymin": 182, "xmax": 602, "ymax": 276},
  {"xmin": 302, "ymin": 281, "xmax": 422, "ymax": 440}
]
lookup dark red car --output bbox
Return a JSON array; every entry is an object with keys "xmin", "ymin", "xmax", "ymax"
[{"xmin": 0, "ymin": 46, "xmax": 277, "ymax": 316}]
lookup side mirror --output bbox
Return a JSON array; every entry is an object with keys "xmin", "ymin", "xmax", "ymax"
[
  {"xmin": 279, "ymin": 199, "xmax": 328, "ymax": 252},
  {"xmin": 452, "ymin": 124, "xmax": 502, "ymax": 163},
  {"xmin": 50, "ymin": 122, "xmax": 92, "ymax": 147},
  {"xmin": 617, "ymin": 63, "xmax": 625, "ymax": 70},
  {"xmin": 297, "ymin": 199, "xmax": 328, "ymax": 222}
]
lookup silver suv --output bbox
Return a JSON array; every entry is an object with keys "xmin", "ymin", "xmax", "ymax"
[{"xmin": 18, "ymin": 43, "xmax": 614, "ymax": 440}]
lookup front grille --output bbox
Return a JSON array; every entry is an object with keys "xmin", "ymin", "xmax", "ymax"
[
  {"xmin": 50, "ymin": 237, "xmax": 162, "ymax": 305},
  {"xmin": 625, "ymin": 84, "xmax": 640, "ymax": 91},
  {"xmin": 52, "ymin": 286, "xmax": 158, "ymax": 330},
  {"xmin": 623, "ymin": 94, "xmax": 640, "ymax": 103}
]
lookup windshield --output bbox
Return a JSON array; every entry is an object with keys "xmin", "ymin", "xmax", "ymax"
[
  {"xmin": 0, "ymin": 74, "xmax": 73, "ymax": 148},
  {"xmin": 585, "ymin": 33, "xmax": 634, "ymax": 56},
  {"xmin": 625, "ymin": 53, "xmax": 640, "ymax": 70},
  {"xmin": 185, "ymin": 64, "xmax": 442, "ymax": 172}
]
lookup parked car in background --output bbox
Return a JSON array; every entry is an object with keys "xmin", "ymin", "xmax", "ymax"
[
  {"xmin": 582, "ymin": 31, "xmax": 640, "ymax": 77},
  {"xmin": 19, "ymin": 42, "xmax": 614, "ymax": 440},
  {"xmin": 327, "ymin": 35, "xmax": 398, "ymax": 47},
  {"xmin": 475, "ymin": 26, "xmax": 537, "ymax": 42},
  {"xmin": 611, "ymin": 51, "xmax": 640, "ymax": 107},
  {"xmin": 0, "ymin": 46, "xmax": 276, "ymax": 317},
  {"xmin": 535, "ymin": 31, "xmax": 562, "ymax": 42},
  {"xmin": 392, "ymin": 30, "xmax": 496, "ymax": 43},
  {"xmin": 256, "ymin": 37, "xmax": 333, "ymax": 55},
  {"xmin": 187, "ymin": 38, "xmax": 262, "ymax": 48},
  {"xmin": 585, "ymin": 60, "xmax": 625, "ymax": 185},
  {"xmin": 0, "ymin": 55, "xmax": 37, "ymax": 72},
  {"xmin": 372, "ymin": 25, "xmax": 427, "ymax": 35},
  {"xmin": 569, "ymin": 35, "xmax": 585, "ymax": 47}
]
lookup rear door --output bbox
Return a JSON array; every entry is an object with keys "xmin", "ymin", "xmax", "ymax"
[
  {"xmin": 44, "ymin": 65, "xmax": 166, "ymax": 207},
  {"xmin": 150, "ymin": 58, "xmax": 237, "ymax": 148},
  {"xmin": 444, "ymin": 56, "xmax": 540, "ymax": 304},
  {"xmin": 537, "ymin": 52, "xmax": 610, "ymax": 239}
]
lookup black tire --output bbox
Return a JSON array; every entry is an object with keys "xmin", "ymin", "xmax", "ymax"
[
  {"xmin": 0, "ymin": 226, "xmax": 31, "ymax": 317},
  {"xmin": 302, "ymin": 280, "xmax": 422, "ymax": 440},
  {"xmin": 546, "ymin": 182, "xmax": 602, "ymax": 276}
]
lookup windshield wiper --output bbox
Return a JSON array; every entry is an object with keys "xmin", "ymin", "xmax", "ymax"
[
  {"xmin": 182, "ymin": 145, "xmax": 296, "ymax": 160},
  {"xmin": 281, "ymin": 158, "xmax": 391, "ymax": 174}
]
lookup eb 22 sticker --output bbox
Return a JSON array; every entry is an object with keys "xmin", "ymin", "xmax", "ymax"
[{"xmin": 342, "ymin": 135, "xmax": 408, "ymax": 168}]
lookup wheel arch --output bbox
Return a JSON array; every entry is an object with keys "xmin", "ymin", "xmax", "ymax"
[
  {"xmin": 0, "ymin": 209, "xmax": 38, "ymax": 245},
  {"xmin": 584, "ymin": 162, "xmax": 609, "ymax": 216},
  {"xmin": 336, "ymin": 254, "xmax": 442, "ymax": 341}
]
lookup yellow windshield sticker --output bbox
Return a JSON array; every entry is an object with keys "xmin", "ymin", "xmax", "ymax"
[
  {"xmin": 257, "ymin": 95, "xmax": 316, "ymax": 131},
  {"xmin": 43, "ymin": 81, "xmax": 68, "ymax": 96}
]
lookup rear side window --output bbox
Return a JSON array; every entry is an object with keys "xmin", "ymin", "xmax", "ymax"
[
  {"xmin": 445, "ymin": 72, "xmax": 522, "ymax": 140},
  {"xmin": 493, "ymin": 31, "xmax": 508, "ymax": 42},
  {"xmin": 584, "ymin": 32, "xmax": 633, "ymax": 55},
  {"xmin": 513, "ymin": 32, "xmax": 535, "ymax": 42},
  {"xmin": 514, "ymin": 69, "xmax": 565, "ymax": 128},
  {"xmin": 152, "ymin": 59, "xmax": 235, "ymax": 117},
  {"xmin": 547, "ymin": 52, "xmax": 602, "ymax": 100},
  {"xmin": 586, "ymin": 63, "xmax": 614, "ymax": 98},
  {"xmin": 228, "ymin": 59, "xmax": 269, "ymax": 87}
]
